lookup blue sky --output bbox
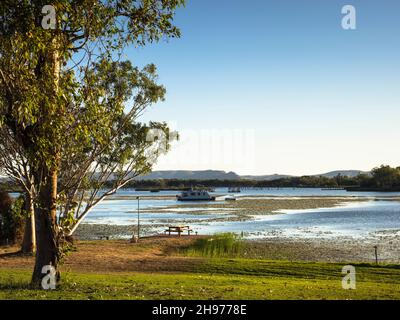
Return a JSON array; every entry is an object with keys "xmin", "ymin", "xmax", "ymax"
[{"xmin": 127, "ymin": 0, "xmax": 400, "ymax": 175}]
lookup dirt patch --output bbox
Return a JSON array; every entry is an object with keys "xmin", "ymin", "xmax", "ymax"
[
  {"xmin": 0, "ymin": 236, "xmax": 205, "ymax": 273},
  {"xmin": 1, "ymin": 232, "xmax": 398, "ymax": 274}
]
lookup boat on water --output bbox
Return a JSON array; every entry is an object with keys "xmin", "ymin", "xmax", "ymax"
[
  {"xmin": 225, "ymin": 195, "xmax": 236, "ymax": 201},
  {"xmin": 176, "ymin": 189, "xmax": 216, "ymax": 201},
  {"xmin": 228, "ymin": 187, "xmax": 241, "ymax": 193}
]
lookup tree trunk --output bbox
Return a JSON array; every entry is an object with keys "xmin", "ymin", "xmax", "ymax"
[
  {"xmin": 21, "ymin": 194, "xmax": 36, "ymax": 254},
  {"xmin": 31, "ymin": 169, "xmax": 59, "ymax": 287},
  {"xmin": 30, "ymin": 23, "xmax": 62, "ymax": 287}
]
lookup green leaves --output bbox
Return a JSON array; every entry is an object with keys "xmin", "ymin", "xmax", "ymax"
[{"xmin": 1, "ymin": 1, "xmax": 183, "ymax": 246}]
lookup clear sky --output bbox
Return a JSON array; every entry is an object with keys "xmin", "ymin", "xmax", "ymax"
[{"xmin": 127, "ymin": 0, "xmax": 400, "ymax": 175}]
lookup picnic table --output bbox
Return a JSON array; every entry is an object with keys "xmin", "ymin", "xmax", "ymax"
[{"xmin": 165, "ymin": 225, "xmax": 193, "ymax": 236}]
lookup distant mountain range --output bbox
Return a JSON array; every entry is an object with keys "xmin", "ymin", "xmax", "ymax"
[
  {"xmin": 0, "ymin": 169, "xmax": 368, "ymax": 183},
  {"xmin": 316, "ymin": 170, "xmax": 367, "ymax": 178},
  {"xmin": 240, "ymin": 174, "xmax": 293, "ymax": 181},
  {"xmin": 136, "ymin": 170, "xmax": 240, "ymax": 180},
  {"xmin": 136, "ymin": 170, "xmax": 368, "ymax": 181}
]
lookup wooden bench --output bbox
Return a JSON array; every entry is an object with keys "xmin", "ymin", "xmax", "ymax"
[{"xmin": 164, "ymin": 226, "xmax": 193, "ymax": 236}]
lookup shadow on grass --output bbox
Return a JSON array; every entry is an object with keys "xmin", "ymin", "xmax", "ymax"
[
  {"xmin": 0, "ymin": 250, "xmax": 26, "ymax": 259},
  {"xmin": 0, "ymin": 279, "xmax": 72, "ymax": 291},
  {"xmin": 352, "ymin": 262, "xmax": 400, "ymax": 270},
  {"xmin": 0, "ymin": 280, "xmax": 31, "ymax": 290},
  {"xmin": 0, "ymin": 271, "xmax": 69, "ymax": 291}
]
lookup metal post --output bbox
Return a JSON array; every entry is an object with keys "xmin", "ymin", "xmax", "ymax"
[{"xmin": 137, "ymin": 196, "xmax": 140, "ymax": 239}]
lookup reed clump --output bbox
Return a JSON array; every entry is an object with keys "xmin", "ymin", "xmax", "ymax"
[{"xmin": 185, "ymin": 233, "xmax": 244, "ymax": 258}]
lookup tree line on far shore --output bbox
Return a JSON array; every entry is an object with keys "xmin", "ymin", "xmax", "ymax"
[
  {"xmin": 2, "ymin": 165, "xmax": 399, "ymax": 193},
  {"xmin": 112, "ymin": 165, "xmax": 400, "ymax": 191}
]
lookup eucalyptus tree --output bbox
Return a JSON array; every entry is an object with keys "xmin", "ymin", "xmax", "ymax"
[
  {"xmin": 0, "ymin": 0, "xmax": 184, "ymax": 286},
  {"xmin": 56, "ymin": 59, "xmax": 176, "ymax": 237}
]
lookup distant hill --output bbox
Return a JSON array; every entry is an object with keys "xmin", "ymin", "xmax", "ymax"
[
  {"xmin": 1, "ymin": 169, "xmax": 369, "ymax": 183},
  {"xmin": 0, "ymin": 176, "xmax": 11, "ymax": 183},
  {"xmin": 240, "ymin": 174, "xmax": 293, "ymax": 181},
  {"xmin": 316, "ymin": 170, "xmax": 368, "ymax": 178},
  {"xmin": 241, "ymin": 170, "xmax": 367, "ymax": 181},
  {"xmin": 136, "ymin": 170, "xmax": 240, "ymax": 180},
  {"xmin": 134, "ymin": 170, "xmax": 367, "ymax": 181}
]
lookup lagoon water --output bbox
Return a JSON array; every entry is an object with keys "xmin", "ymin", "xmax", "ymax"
[
  {"xmin": 109, "ymin": 187, "xmax": 400, "ymax": 198},
  {"xmin": 84, "ymin": 188, "xmax": 400, "ymax": 239},
  {"xmin": 192, "ymin": 200, "xmax": 400, "ymax": 239}
]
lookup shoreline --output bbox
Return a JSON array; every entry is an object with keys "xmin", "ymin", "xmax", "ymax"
[
  {"xmin": 246, "ymin": 233, "xmax": 400, "ymax": 264},
  {"xmin": 2, "ymin": 232, "xmax": 400, "ymax": 267},
  {"xmin": 72, "ymin": 195, "xmax": 400, "ymax": 264},
  {"xmin": 73, "ymin": 224, "xmax": 400, "ymax": 264}
]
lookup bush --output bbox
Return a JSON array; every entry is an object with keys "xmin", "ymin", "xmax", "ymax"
[
  {"xmin": 0, "ymin": 192, "xmax": 25, "ymax": 245},
  {"xmin": 185, "ymin": 233, "xmax": 244, "ymax": 258}
]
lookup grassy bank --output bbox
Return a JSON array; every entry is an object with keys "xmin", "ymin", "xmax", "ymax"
[
  {"xmin": 1, "ymin": 259, "xmax": 399, "ymax": 300},
  {"xmin": 1, "ymin": 237, "xmax": 399, "ymax": 300},
  {"xmin": 0, "ymin": 238, "xmax": 400, "ymax": 299}
]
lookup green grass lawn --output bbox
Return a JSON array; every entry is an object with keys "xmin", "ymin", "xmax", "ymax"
[{"xmin": 1, "ymin": 259, "xmax": 399, "ymax": 300}]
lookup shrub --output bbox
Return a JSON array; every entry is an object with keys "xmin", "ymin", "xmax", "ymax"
[
  {"xmin": 0, "ymin": 192, "xmax": 25, "ymax": 245},
  {"xmin": 185, "ymin": 233, "xmax": 244, "ymax": 258}
]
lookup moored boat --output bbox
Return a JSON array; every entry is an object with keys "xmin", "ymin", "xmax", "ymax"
[
  {"xmin": 176, "ymin": 189, "xmax": 216, "ymax": 201},
  {"xmin": 225, "ymin": 195, "xmax": 236, "ymax": 201}
]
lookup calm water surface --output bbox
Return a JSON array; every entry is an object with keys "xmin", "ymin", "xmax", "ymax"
[{"xmin": 84, "ymin": 188, "xmax": 400, "ymax": 239}]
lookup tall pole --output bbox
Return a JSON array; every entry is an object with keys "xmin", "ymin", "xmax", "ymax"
[{"xmin": 137, "ymin": 196, "xmax": 140, "ymax": 239}]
